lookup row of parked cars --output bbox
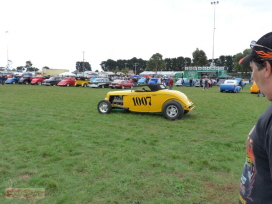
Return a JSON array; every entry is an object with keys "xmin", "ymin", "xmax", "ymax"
[{"xmin": 4, "ymin": 75, "xmax": 137, "ymax": 89}]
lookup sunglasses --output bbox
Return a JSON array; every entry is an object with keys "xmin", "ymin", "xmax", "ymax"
[{"xmin": 250, "ymin": 40, "xmax": 272, "ymax": 52}]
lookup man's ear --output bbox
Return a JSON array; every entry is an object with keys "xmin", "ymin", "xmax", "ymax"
[{"xmin": 265, "ymin": 61, "xmax": 272, "ymax": 78}]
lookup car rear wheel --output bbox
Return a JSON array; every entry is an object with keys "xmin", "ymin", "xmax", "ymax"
[
  {"xmin": 83, "ymin": 84, "xmax": 87, "ymax": 87},
  {"xmin": 101, "ymin": 85, "xmax": 105, "ymax": 88},
  {"xmin": 162, "ymin": 101, "xmax": 183, "ymax": 120},
  {"xmin": 66, "ymin": 83, "xmax": 70, "ymax": 87},
  {"xmin": 38, "ymin": 81, "xmax": 41, "ymax": 85},
  {"xmin": 122, "ymin": 85, "xmax": 125, "ymax": 89},
  {"xmin": 98, "ymin": 100, "xmax": 112, "ymax": 114},
  {"xmin": 12, "ymin": 81, "xmax": 16, "ymax": 84},
  {"xmin": 25, "ymin": 81, "xmax": 29, "ymax": 85}
]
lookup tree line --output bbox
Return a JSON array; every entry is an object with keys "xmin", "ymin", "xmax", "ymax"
[
  {"xmin": 3, "ymin": 48, "xmax": 251, "ymax": 75},
  {"xmin": 99, "ymin": 48, "xmax": 252, "ymax": 75}
]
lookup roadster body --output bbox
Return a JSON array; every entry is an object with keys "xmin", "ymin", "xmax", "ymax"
[{"xmin": 97, "ymin": 84, "xmax": 195, "ymax": 120}]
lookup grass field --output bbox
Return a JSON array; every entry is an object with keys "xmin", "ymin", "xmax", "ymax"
[{"xmin": 0, "ymin": 83, "xmax": 270, "ymax": 204}]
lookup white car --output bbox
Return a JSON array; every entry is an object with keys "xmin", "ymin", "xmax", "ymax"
[{"xmin": 219, "ymin": 80, "xmax": 241, "ymax": 93}]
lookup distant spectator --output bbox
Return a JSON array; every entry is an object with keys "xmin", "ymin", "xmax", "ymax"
[
  {"xmin": 189, "ymin": 78, "xmax": 193, "ymax": 87},
  {"xmin": 168, "ymin": 77, "xmax": 174, "ymax": 90},
  {"xmin": 1, "ymin": 74, "xmax": 5, "ymax": 85}
]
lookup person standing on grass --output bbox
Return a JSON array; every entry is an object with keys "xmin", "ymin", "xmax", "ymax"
[
  {"xmin": 168, "ymin": 77, "xmax": 174, "ymax": 90},
  {"xmin": 238, "ymin": 32, "xmax": 272, "ymax": 204},
  {"xmin": 202, "ymin": 78, "xmax": 206, "ymax": 90},
  {"xmin": 1, "ymin": 74, "xmax": 5, "ymax": 85}
]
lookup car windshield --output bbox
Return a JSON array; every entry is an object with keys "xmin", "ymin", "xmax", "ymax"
[
  {"xmin": 113, "ymin": 80, "xmax": 122, "ymax": 83},
  {"xmin": 94, "ymin": 79, "xmax": 103, "ymax": 82}
]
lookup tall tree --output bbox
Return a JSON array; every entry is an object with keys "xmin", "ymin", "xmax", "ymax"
[
  {"xmin": 234, "ymin": 49, "xmax": 251, "ymax": 76},
  {"xmin": 146, "ymin": 53, "xmax": 166, "ymax": 74},
  {"xmin": 25, "ymin": 61, "xmax": 32, "ymax": 71},
  {"xmin": 224, "ymin": 56, "xmax": 234, "ymax": 72},
  {"xmin": 192, "ymin": 48, "xmax": 208, "ymax": 66},
  {"xmin": 76, "ymin": 61, "xmax": 91, "ymax": 72},
  {"xmin": 25, "ymin": 61, "xmax": 38, "ymax": 72},
  {"xmin": 101, "ymin": 59, "xmax": 117, "ymax": 72},
  {"xmin": 16, "ymin": 66, "xmax": 25, "ymax": 72},
  {"xmin": 184, "ymin": 57, "xmax": 192, "ymax": 68},
  {"xmin": 100, "ymin": 61, "xmax": 109, "ymax": 71},
  {"xmin": 176, "ymin": 56, "xmax": 185, "ymax": 71}
]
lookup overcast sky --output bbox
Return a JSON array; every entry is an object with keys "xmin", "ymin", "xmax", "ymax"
[{"xmin": 0, "ymin": 0, "xmax": 271, "ymax": 72}]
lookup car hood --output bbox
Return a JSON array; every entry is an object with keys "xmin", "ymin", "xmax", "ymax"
[{"xmin": 6, "ymin": 78, "xmax": 15, "ymax": 82}]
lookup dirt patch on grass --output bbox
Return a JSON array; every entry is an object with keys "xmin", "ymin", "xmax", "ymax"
[
  {"xmin": 200, "ymin": 180, "xmax": 239, "ymax": 203},
  {"xmin": 19, "ymin": 174, "xmax": 31, "ymax": 180}
]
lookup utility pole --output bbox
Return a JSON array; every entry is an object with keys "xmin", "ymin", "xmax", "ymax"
[
  {"xmin": 82, "ymin": 51, "xmax": 85, "ymax": 76},
  {"xmin": 134, "ymin": 63, "xmax": 138, "ymax": 75},
  {"xmin": 6, "ymin": 31, "xmax": 8, "ymax": 63},
  {"xmin": 211, "ymin": 1, "xmax": 219, "ymax": 68}
]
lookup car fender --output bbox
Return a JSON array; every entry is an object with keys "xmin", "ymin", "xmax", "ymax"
[{"xmin": 161, "ymin": 98, "xmax": 184, "ymax": 112}]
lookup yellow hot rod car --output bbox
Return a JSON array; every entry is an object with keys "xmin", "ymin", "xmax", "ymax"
[{"xmin": 97, "ymin": 84, "xmax": 195, "ymax": 120}]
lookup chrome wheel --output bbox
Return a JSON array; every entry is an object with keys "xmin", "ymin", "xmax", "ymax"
[
  {"xmin": 162, "ymin": 101, "xmax": 183, "ymax": 120},
  {"xmin": 98, "ymin": 100, "xmax": 112, "ymax": 114}
]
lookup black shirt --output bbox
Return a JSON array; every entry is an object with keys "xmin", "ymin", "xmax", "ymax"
[{"xmin": 239, "ymin": 103, "xmax": 272, "ymax": 203}]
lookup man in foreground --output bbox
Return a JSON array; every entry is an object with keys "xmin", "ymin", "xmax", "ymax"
[{"xmin": 239, "ymin": 32, "xmax": 272, "ymax": 203}]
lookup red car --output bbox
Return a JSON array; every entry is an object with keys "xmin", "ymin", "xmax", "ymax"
[
  {"xmin": 57, "ymin": 77, "xmax": 76, "ymax": 86},
  {"xmin": 30, "ymin": 76, "xmax": 47, "ymax": 85},
  {"xmin": 109, "ymin": 80, "xmax": 134, "ymax": 89}
]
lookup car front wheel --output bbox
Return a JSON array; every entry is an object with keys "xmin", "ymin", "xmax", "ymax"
[
  {"xmin": 66, "ymin": 83, "xmax": 70, "ymax": 87},
  {"xmin": 98, "ymin": 100, "xmax": 112, "ymax": 114},
  {"xmin": 162, "ymin": 101, "xmax": 183, "ymax": 120}
]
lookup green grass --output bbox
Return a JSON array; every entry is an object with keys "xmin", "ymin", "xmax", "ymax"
[{"xmin": 0, "ymin": 84, "xmax": 269, "ymax": 204}]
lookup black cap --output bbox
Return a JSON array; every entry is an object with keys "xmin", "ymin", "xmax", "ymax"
[{"xmin": 239, "ymin": 32, "xmax": 272, "ymax": 65}]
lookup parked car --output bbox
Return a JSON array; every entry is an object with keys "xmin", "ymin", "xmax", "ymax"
[
  {"xmin": 74, "ymin": 77, "xmax": 90, "ymax": 87},
  {"xmin": 88, "ymin": 78, "xmax": 111, "ymax": 88},
  {"xmin": 216, "ymin": 79, "xmax": 226, "ymax": 86},
  {"xmin": 18, "ymin": 76, "xmax": 33, "ymax": 85},
  {"xmin": 137, "ymin": 77, "xmax": 146, "ymax": 84},
  {"xmin": 194, "ymin": 79, "xmax": 201, "ymax": 87},
  {"xmin": 89, "ymin": 78, "xmax": 97, "ymax": 82},
  {"xmin": 175, "ymin": 78, "xmax": 195, "ymax": 86},
  {"xmin": 109, "ymin": 80, "xmax": 134, "ymax": 89},
  {"xmin": 148, "ymin": 78, "xmax": 159, "ymax": 84},
  {"xmin": 97, "ymin": 83, "xmax": 195, "ymax": 120},
  {"xmin": 235, "ymin": 78, "xmax": 246, "ymax": 88},
  {"xmin": 219, "ymin": 80, "xmax": 241, "ymax": 93},
  {"xmin": 42, "ymin": 76, "xmax": 64, "ymax": 86},
  {"xmin": 5, "ymin": 76, "xmax": 21, "ymax": 84},
  {"xmin": 30, "ymin": 76, "xmax": 48, "ymax": 85},
  {"xmin": 57, "ymin": 77, "xmax": 76, "ymax": 86},
  {"xmin": 175, "ymin": 78, "xmax": 185, "ymax": 86},
  {"xmin": 250, "ymin": 81, "xmax": 259, "ymax": 94}
]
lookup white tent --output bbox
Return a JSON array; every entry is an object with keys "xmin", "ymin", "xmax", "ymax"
[{"xmin": 58, "ymin": 72, "xmax": 76, "ymax": 77}]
